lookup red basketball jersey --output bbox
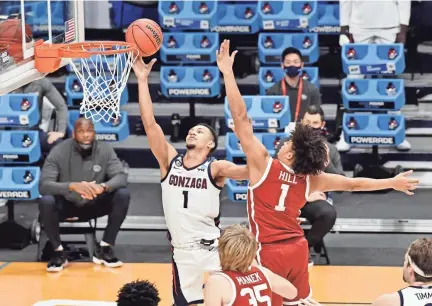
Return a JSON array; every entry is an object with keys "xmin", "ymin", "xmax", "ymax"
[
  {"xmin": 247, "ymin": 158, "xmax": 309, "ymax": 244},
  {"xmin": 219, "ymin": 266, "xmax": 272, "ymax": 306}
]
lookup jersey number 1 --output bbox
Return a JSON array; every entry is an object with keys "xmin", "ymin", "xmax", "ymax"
[
  {"xmin": 275, "ymin": 184, "xmax": 289, "ymax": 211},
  {"xmin": 240, "ymin": 284, "xmax": 271, "ymax": 306},
  {"xmin": 183, "ymin": 190, "xmax": 189, "ymax": 208}
]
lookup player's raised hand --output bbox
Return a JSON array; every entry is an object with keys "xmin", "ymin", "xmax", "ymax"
[
  {"xmin": 133, "ymin": 58, "xmax": 157, "ymax": 81},
  {"xmin": 216, "ymin": 39, "xmax": 238, "ymax": 75},
  {"xmin": 392, "ymin": 170, "xmax": 419, "ymax": 195}
]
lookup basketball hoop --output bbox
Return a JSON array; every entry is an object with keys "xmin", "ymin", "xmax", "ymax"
[{"xmin": 35, "ymin": 40, "xmax": 139, "ymax": 122}]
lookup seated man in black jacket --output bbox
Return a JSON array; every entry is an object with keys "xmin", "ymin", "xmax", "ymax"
[
  {"xmin": 39, "ymin": 117, "xmax": 130, "ymax": 272},
  {"xmin": 276, "ymin": 105, "xmax": 343, "ymax": 266}
]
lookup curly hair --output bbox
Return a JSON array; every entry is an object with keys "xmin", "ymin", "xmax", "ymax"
[
  {"xmin": 290, "ymin": 123, "xmax": 328, "ymax": 175},
  {"xmin": 117, "ymin": 279, "xmax": 161, "ymax": 306}
]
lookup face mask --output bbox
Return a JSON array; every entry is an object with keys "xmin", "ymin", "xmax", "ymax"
[
  {"xmin": 78, "ymin": 143, "xmax": 92, "ymax": 150},
  {"xmin": 284, "ymin": 65, "xmax": 301, "ymax": 78}
]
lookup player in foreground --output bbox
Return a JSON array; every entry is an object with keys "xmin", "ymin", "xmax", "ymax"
[
  {"xmin": 117, "ymin": 279, "xmax": 161, "ymax": 306},
  {"xmin": 372, "ymin": 237, "xmax": 432, "ymax": 306},
  {"xmin": 216, "ymin": 39, "xmax": 420, "ymax": 305},
  {"xmin": 205, "ymin": 224, "xmax": 298, "ymax": 306},
  {"xmin": 133, "ymin": 58, "xmax": 249, "ymax": 306}
]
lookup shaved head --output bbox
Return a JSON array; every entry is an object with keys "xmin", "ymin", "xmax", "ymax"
[{"xmin": 74, "ymin": 117, "xmax": 94, "ymax": 131}]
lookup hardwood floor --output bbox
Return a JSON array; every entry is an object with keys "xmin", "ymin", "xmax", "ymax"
[{"xmin": 0, "ymin": 263, "xmax": 405, "ymax": 306}]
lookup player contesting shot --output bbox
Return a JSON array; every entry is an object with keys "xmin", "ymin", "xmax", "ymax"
[
  {"xmin": 132, "ymin": 58, "xmax": 249, "ymax": 306},
  {"xmin": 216, "ymin": 39, "xmax": 420, "ymax": 305}
]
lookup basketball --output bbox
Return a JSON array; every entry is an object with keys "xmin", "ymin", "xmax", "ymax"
[
  {"xmin": 0, "ymin": 19, "xmax": 33, "ymax": 43},
  {"xmin": 125, "ymin": 18, "xmax": 163, "ymax": 57}
]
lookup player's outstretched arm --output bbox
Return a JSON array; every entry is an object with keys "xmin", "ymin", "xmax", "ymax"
[
  {"xmin": 252, "ymin": 261, "xmax": 298, "ymax": 300},
  {"xmin": 133, "ymin": 58, "xmax": 178, "ymax": 176},
  {"xmin": 213, "ymin": 160, "xmax": 248, "ymax": 181},
  {"xmin": 371, "ymin": 293, "xmax": 399, "ymax": 306},
  {"xmin": 204, "ymin": 274, "xmax": 230, "ymax": 306},
  {"xmin": 216, "ymin": 40, "xmax": 269, "ymax": 184},
  {"xmin": 310, "ymin": 170, "xmax": 419, "ymax": 195}
]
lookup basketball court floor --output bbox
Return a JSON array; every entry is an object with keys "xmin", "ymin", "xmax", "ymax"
[{"xmin": 0, "ymin": 262, "xmax": 404, "ymax": 306}]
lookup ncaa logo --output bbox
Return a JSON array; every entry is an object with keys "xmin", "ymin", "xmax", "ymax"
[{"xmin": 175, "ymin": 159, "xmax": 182, "ymax": 167}]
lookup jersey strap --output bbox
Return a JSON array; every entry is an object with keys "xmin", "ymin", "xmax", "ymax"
[
  {"xmin": 160, "ymin": 153, "xmax": 182, "ymax": 183},
  {"xmin": 207, "ymin": 159, "xmax": 223, "ymax": 190}
]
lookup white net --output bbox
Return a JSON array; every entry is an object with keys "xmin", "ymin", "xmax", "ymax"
[{"xmin": 66, "ymin": 42, "xmax": 138, "ymax": 122}]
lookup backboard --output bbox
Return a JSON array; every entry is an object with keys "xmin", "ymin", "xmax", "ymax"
[{"xmin": 0, "ymin": 0, "xmax": 84, "ymax": 95}]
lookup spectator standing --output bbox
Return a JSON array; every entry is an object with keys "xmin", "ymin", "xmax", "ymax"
[
  {"xmin": 339, "ymin": 0, "xmax": 411, "ymax": 151},
  {"xmin": 39, "ymin": 118, "xmax": 130, "ymax": 272},
  {"xmin": 13, "ymin": 78, "xmax": 69, "ymax": 153},
  {"xmin": 266, "ymin": 47, "xmax": 321, "ymax": 123},
  {"xmin": 276, "ymin": 105, "xmax": 341, "ymax": 266}
]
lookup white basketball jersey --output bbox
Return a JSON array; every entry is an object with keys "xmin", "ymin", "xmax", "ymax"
[
  {"xmin": 161, "ymin": 154, "xmax": 222, "ymax": 246},
  {"xmin": 398, "ymin": 286, "xmax": 432, "ymax": 305}
]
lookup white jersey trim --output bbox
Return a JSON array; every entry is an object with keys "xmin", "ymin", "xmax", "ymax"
[
  {"xmin": 248, "ymin": 157, "xmax": 273, "ymax": 190},
  {"xmin": 248, "ymin": 188, "xmax": 263, "ymax": 265},
  {"xmin": 215, "ymin": 272, "xmax": 237, "ymax": 306}
]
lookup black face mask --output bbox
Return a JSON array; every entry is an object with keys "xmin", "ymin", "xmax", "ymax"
[{"xmin": 283, "ymin": 65, "xmax": 302, "ymax": 78}]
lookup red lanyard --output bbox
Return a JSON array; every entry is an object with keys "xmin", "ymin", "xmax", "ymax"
[{"xmin": 281, "ymin": 78, "xmax": 303, "ymax": 122}]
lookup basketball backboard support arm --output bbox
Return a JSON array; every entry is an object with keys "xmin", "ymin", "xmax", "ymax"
[{"xmin": 0, "ymin": 0, "xmax": 85, "ymax": 95}]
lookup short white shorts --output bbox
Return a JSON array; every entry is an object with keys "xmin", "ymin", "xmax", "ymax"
[{"xmin": 172, "ymin": 247, "xmax": 220, "ymax": 305}]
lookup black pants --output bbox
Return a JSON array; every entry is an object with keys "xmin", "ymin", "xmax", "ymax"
[
  {"xmin": 39, "ymin": 188, "xmax": 130, "ymax": 249},
  {"xmin": 301, "ymin": 200, "xmax": 337, "ymax": 249},
  {"xmin": 38, "ymin": 130, "xmax": 63, "ymax": 153}
]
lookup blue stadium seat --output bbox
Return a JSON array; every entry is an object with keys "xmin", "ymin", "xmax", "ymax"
[
  {"xmin": 258, "ymin": 0, "xmax": 318, "ymax": 30},
  {"xmin": 342, "ymin": 113, "xmax": 405, "ymax": 147},
  {"xmin": 0, "ymin": 167, "xmax": 40, "ymax": 200},
  {"xmin": 310, "ymin": 3, "xmax": 340, "ymax": 34},
  {"xmin": 158, "ymin": 0, "xmax": 218, "ymax": 30},
  {"xmin": 0, "ymin": 131, "xmax": 41, "ymax": 164},
  {"xmin": 68, "ymin": 110, "xmax": 130, "ymax": 142},
  {"xmin": 160, "ymin": 66, "xmax": 220, "ymax": 98},
  {"xmin": 64, "ymin": 75, "xmax": 129, "ymax": 107},
  {"xmin": 160, "ymin": 32, "xmax": 219, "ymax": 64},
  {"xmin": 212, "ymin": 2, "xmax": 260, "ymax": 34},
  {"xmin": 0, "ymin": 94, "xmax": 40, "ymax": 128},
  {"xmin": 341, "ymin": 43, "xmax": 405, "ymax": 75},
  {"xmin": 258, "ymin": 33, "xmax": 319, "ymax": 65},
  {"xmin": 224, "ymin": 96, "xmax": 291, "ymax": 130},
  {"xmin": 342, "ymin": 78, "xmax": 405, "ymax": 111}
]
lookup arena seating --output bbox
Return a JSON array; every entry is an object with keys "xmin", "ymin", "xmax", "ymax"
[{"xmin": 1, "ymin": 0, "xmax": 432, "ymax": 253}]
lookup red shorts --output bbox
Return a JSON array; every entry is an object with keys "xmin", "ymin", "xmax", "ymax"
[{"xmin": 257, "ymin": 236, "xmax": 311, "ymax": 306}]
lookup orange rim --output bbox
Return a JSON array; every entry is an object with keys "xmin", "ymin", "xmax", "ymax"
[
  {"xmin": 58, "ymin": 41, "xmax": 138, "ymax": 58},
  {"xmin": 35, "ymin": 40, "xmax": 139, "ymax": 73}
]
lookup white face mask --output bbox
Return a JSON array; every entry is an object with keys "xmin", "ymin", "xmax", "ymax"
[{"xmin": 78, "ymin": 143, "xmax": 92, "ymax": 150}]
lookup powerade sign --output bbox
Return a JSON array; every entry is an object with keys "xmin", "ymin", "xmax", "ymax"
[
  {"xmin": 96, "ymin": 134, "xmax": 118, "ymax": 141},
  {"xmin": 211, "ymin": 25, "xmax": 252, "ymax": 33},
  {"xmin": 234, "ymin": 193, "xmax": 247, "ymax": 201},
  {"xmin": 349, "ymin": 136, "xmax": 395, "ymax": 145},
  {"xmin": 166, "ymin": 54, "xmax": 211, "ymax": 62},
  {"xmin": 0, "ymin": 154, "xmax": 30, "ymax": 162},
  {"xmin": 348, "ymin": 101, "xmax": 395, "ymax": 110},
  {"xmin": 309, "ymin": 26, "xmax": 340, "ymax": 33},
  {"xmin": 168, "ymin": 88, "xmax": 211, "ymax": 96},
  {"xmin": 0, "ymin": 190, "xmax": 31, "ymax": 199}
]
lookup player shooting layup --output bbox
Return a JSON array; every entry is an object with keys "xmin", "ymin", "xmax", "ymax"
[
  {"xmin": 133, "ymin": 58, "xmax": 249, "ymax": 306},
  {"xmin": 216, "ymin": 39, "xmax": 420, "ymax": 305}
]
